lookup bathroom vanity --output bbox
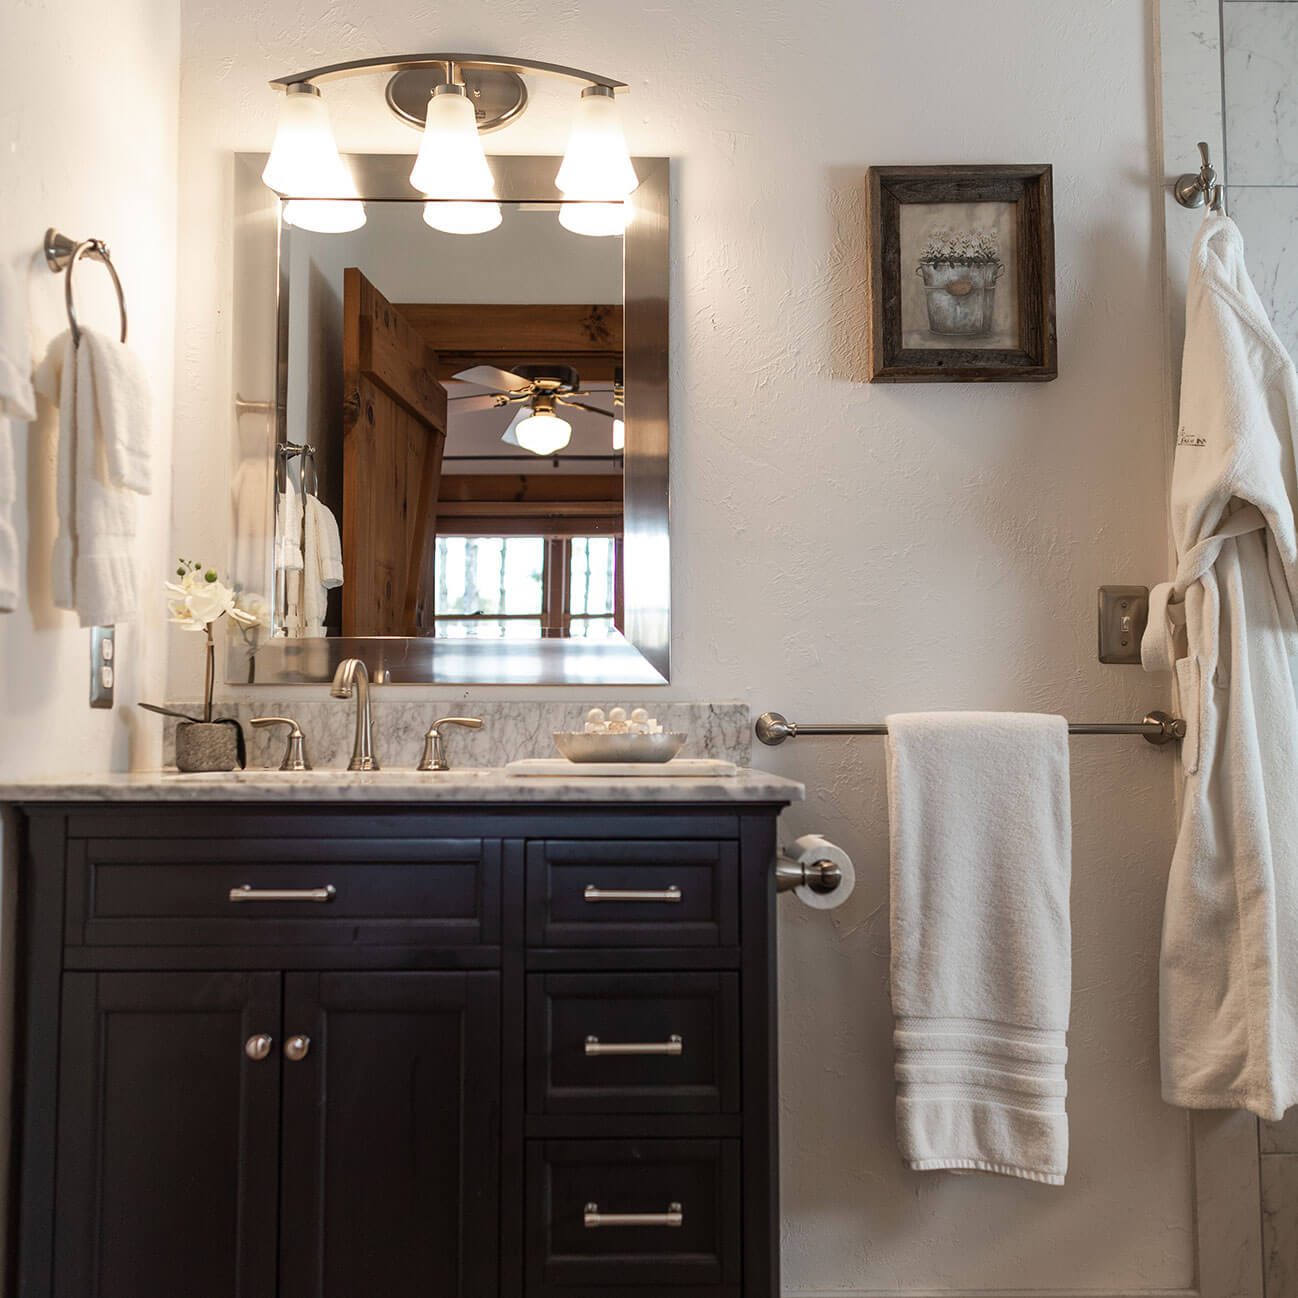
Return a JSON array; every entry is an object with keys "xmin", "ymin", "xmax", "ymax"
[{"xmin": 3, "ymin": 771, "xmax": 802, "ymax": 1298}]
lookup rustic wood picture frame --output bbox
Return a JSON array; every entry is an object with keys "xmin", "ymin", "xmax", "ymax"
[{"xmin": 865, "ymin": 164, "xmax": 1057, "ymax": 382}]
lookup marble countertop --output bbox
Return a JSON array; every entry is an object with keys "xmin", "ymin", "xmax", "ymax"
[{"xmin": 0, "ymin": 768, "xmax": 805, "ymax": 804}]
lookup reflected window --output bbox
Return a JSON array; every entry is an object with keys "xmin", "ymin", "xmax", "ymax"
[{"xmin": 434, "ymin": 535, "xmax": 621, "ymax": 639}]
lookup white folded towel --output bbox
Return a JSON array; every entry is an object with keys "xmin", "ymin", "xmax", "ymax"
[
  {"xmin": 34, "ymin": 330, "xmax": 150, "ymax": 626},
  {"xmin": 301, "ymin": 492, "xmax": 343, "ymax": 636},
  {"xmin": 0, "ymin": 263, "xmax": 36, "ymax": 612},
  {"xmin": 886, "ymin": 711, "xmax": 1073, "ymax": 1186},
  {"xmin": 79, "ymin": 327, "xmax": 152, "ymax": 495}
]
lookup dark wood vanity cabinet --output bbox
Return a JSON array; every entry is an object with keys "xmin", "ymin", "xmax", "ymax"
[{"xmin": 8, "ymin": 800, "xmax": 788, "ymax": 1298}]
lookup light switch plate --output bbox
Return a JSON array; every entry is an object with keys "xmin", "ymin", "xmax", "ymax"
[
  {"xmin": 90, "ymin": 626, "xmax": 115, "ymax": 708},
  {"xmin": 1098, "ymin": 587, "xmax": 1148, "ymax": 665}
]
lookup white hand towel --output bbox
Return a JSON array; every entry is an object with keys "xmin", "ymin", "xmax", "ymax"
[
  {"xmin": 34, "ymin": 332, "xmax": 146, "ymax": 625},
  {"xmin": 275, "ymin": 477, "xmax": 304, "ymax": 572},
  {"xmin": 886, "ymin": 711, "xmax": 1072, "ymax": 1186},
  {"xmin": 301, "ymin": 493, "xmax": 343, "ymax": 636},
  {"xmin": 0, "ymin": 263, "xmax": 36, "ymax": 612},
  {"xmin": 79, "ymin": 327, "xmax": 152, "ymax": 495}
]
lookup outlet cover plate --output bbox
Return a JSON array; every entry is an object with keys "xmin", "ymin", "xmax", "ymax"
[
  {"xmin": 1098, "ymin": 587, "xmax": 1148, "ymax": 665},
  {"xmin": 90, "ymin": 625, "xmax": 115, "ymax": 708}
]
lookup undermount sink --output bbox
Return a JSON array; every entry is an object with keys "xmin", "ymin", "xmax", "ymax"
[{"xmin": 163, "ymin": 768, "xmax": 498, "ymax": 780}]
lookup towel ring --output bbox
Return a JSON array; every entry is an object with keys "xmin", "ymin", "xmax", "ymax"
[{"xmin": 43, "ymin": 227, "xmax": 128, "ymax": 347}]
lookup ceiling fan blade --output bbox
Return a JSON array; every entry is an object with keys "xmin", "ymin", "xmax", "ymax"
[
  {"xmin": 452, "ymin": 364, "xmax": 532, "ymax": 393},
  {"xmin": 561, "ymin": 400, "xmax": 615, "ymax": 418},
  {"xmin": 447, "ymin": 393, "xmax": 510, "ymax": 413}
]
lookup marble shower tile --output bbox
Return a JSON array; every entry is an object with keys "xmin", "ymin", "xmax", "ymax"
[
  {"xmin": 1262, "ymin": 1109, "xmax": 1298, "ymax": 1154},
  {"xmin": 1229, "ymin": 187, "xmax": 1298, "ymax": 363},
  {"xmin": 1225, "ymin": 3, "xmax": 1298, "ymax": 183},
  {"xmin": 1263, "ymin": 1155, "xmax": 1298, "ymax": 1298},
  {"xmin": 163, "ymin": 700, "xmax": 752, "ymax": 771}
]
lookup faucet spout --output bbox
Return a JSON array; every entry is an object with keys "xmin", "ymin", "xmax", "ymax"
[{"xmin": 330, "ymin": 658, "xmax": 378, "ymax": 771}]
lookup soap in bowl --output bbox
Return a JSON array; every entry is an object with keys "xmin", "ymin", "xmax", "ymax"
[{"xmin": 552, "ymin": 731, "xmax": 687, "ymax": 764}]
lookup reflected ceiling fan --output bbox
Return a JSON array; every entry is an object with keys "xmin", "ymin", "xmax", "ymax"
[{"xmin": 449, "ymin": 363, "xmax": 618, "ymax": 456}]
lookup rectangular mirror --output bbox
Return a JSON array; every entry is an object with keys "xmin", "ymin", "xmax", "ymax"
[{"xmin": 230, "ymin": 153, "xmax": 669, "ymax": 684}]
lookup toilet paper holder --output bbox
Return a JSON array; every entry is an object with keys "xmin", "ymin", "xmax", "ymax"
[{"xmin": 774, "ymin": 855, "xmax": 843, "ymax": 895}]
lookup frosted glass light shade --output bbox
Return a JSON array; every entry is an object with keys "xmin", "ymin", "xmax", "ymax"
[
  {"xmin": 612, "ymin": 416, "xmax": 625, "ymax": 451},
  {"xmin": 558, "ymin": 201, "xmax": 629, "ymax": 237},
  {"xmin": 511, "ymin": 411, "xmax": 572, "ymax": 456},
  {"xmin": 555, "ymin": 88, "xmax": 638, "ymax": 200},
  {"xmin": 262, "ymin": 87, "xmax": 355, "ymax": 197},
  {"xmin": 411, "ymin": 88, "xmax": 497, "ymax": 199},
  {"xmin": 283, "ymin": 199, "xmax": 367, "ymax": 233},
  {"xmin": 423, "ymin": 200, "xmax": 502, "ymax": 235}
]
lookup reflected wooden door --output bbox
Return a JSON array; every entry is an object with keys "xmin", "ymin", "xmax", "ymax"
[{"xmin": 342, "ymin": 268, "xmax": 448, "ymax": 635}]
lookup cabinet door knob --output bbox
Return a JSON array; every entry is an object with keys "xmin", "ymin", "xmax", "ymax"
[
  {"xmin": 284, "ymin": 1035, "xmax": 311, "ymax": 1062},
  {"xmin": 244, "ymin": 1034, "xmax": 273, "ymax": 1061}
]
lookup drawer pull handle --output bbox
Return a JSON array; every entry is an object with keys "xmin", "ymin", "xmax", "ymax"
[
  {"xmin": 585, "ymin": 1034, "xmax": 683, "ymax": 1057},
  {"xmin": 584, "ymin": 1202, "xmax": 683, "ymax": 1229},
  {"xmin": 228, "ymin": 885, "xmax": 337, "ymax": 904},
  {"xmin": 582, "ymin": 885, "xmax": 681, "ymax": 903}
]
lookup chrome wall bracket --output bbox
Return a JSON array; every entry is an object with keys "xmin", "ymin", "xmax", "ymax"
[
  {"xmin": 774, "ymin": 855, "xmax": 843, "ymax": 896},
  {"xmin": 1174, "ymin": 141, "xmax": 1225, "ymax": 212}
]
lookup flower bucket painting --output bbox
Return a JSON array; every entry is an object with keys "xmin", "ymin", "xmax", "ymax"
[{"xmin": 916, "ymin": 231, "xmax": 1004, "ymax": 336}]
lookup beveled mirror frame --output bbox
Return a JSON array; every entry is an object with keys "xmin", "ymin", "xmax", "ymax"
[{"xmin": 229, "ymin": 152, "xmax": 669, "ymax": 685}]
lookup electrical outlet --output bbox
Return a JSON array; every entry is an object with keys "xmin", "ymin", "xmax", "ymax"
[
  {"xmin": 1097, "ymin": 587, "xmax": 1148, "ymax": 665},
  {"xmin": 90, "ymin": 626, "xmax": 115, "ymax": 708}
]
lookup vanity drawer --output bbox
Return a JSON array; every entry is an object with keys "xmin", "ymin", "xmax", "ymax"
[
  {"xmin": 526, "ymin": 841, "xmax": 738, "ymax": 948},
  {"xmin": 526, "ymin": 1138, "xmax": 740, "ymax": 1296},
  {"xmin": 65, "ymin": 837, "xmax": 498, "ymax": 948},
  {"xmin": 527, "ymin": 972, "xmax": 740, "ymax": 1115}
]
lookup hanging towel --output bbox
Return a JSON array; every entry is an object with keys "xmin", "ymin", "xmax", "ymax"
[
  {"xmin": 1141, "ymin": 212, "xmax": 1298, "ymax": 1121},
  {"xmin": 0, "ymin": 263, "xmax": 36, "ymax": 611},
  {"xmin": 274, "ymin": 476, "xmax": 304, "ymax": 635},
  {"xmin": 886, "ymin": 711, "xmax": 1073, "ymax": 1185},
  {"xmin": 33, "ymin": 329, "xmax": 150, "ymax": 626},
  {"xmin": 79, "ymin": 327, "xmax": 152, "ymax": 495},
  {"xmin": 301, "ymin": 492, "xmax": 343, "ymax": 636}
]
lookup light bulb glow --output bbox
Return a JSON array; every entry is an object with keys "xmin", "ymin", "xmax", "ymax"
[
  {"xmin": 510, "ymin": 411, "xmax": 572, "ymax": 456},
  {"xmin": 612, "ymin": 416, "xmax": 625, "ymax": 451},
  {"xmin": 262, "ymin": 88, "xmax": 358, "ymax": 197},
  {"xmin": 556, "ymin": 88, "xmax": 639, "ymax": 200},
  {"xmin": 422, "ymin": 200, "xmax": 502, "ymax": 235},
  {"xmin": 284, "ymin": 199, "xmax": 367, "ymax": 233},
  {"xmin": 411, "ymin": 88, "xmax": 497, "ymax": 200},
  {"xmin": 558, "ymin": 201, "xmax": 629, "ymax": 237}
]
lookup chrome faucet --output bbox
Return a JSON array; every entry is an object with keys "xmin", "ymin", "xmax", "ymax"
[{"xmin": 330, "ymin": 658, "xmax": 378, "ymax": 771}]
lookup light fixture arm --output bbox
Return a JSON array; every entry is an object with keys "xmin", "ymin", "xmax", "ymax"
[{"xmin": 269, "ymin": 52, "xmax": 626, "ymax": 92}]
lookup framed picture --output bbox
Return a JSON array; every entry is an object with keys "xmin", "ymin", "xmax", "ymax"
[{"xmin": 865, "ymin": 164, "xmax": 1056, "ymax": 382}]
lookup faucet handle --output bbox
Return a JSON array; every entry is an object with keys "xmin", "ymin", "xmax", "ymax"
[
  {"xmin": 417, "ymin": 717, "xmax": 484, "ymax": 772},
  {"xmin": 250, "ymin": 716, "xmax": 310, "ymax": 771}
]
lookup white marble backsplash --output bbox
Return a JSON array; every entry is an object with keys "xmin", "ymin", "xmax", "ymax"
[{"xmin": 162, "ymin": 701, "xmax": 752, "ymax": 771}]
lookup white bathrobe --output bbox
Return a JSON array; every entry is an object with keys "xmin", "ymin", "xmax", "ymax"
[{"xmin": 1142, "ymin": 213, "xmax": 1298, "ymax": 1120}]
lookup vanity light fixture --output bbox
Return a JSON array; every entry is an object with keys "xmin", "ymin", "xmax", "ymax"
[{"xmin": 263, "ymin": 54, "xmax": 637, "ymax": 236}]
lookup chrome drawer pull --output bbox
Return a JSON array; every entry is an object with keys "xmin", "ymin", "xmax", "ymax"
[
  {"xmin": 585, "ymin": 1034, "xmax": 683, "ymax": 1057},
  {"xmin": 228, "ymin": 885, "xmax": 337, "ymax": 903},
  {"xmin": 582, "ymin": 885, "xmax": 681, "ymax": 903},
  {"xmin": 583, "ymin": 1201, "xmax": 683, "ymax": 1229}
]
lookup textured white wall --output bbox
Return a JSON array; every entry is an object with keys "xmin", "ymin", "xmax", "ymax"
[
  {"xmin": 174, "ymin": 0, "xmax": 1195, "ymax": 1290},
  {"xmin": 0, "ymin": 0, "xmax": 179, "ymax": 778}
]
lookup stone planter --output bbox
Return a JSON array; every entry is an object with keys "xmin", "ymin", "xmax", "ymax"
[
  {"xmin": 917, "ymin": 260, "xmax": 1003, "ymax": 337},
  {"xmin": 175, "ymin": 720, "xmax": 245, "ymax": 772}
]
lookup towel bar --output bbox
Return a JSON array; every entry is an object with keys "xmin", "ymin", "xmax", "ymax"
[{"xmin": 755, "ymin": 710, "xmax": 1187, "ymax": 747}]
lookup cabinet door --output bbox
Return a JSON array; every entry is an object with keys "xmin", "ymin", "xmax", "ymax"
[
  {"xmin": 280, "ymin": 972, "xmax": 500, "ymax": 1298},
  {"xmin": 52, "ymin": 972, "xmax": 281, "ymax": 1298}
]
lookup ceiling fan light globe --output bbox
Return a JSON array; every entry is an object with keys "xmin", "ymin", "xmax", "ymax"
[
  {"xmin": 558, "ymin": 201, "xmax": 628, "ymax": 237},
  {"xmin": 612, "ymin": 416, "xmax": 625, "ymax": 451},
  {"xmin": 512, "ymin": 411, "xmax": 573, "ymax": 456},
  {"xmin": 423, "ymin": 200, "xmax": 502, "ymax": 235},
  {"xmin": 411, "ymin": 87, "xmax": 498, "ymax": 199}
]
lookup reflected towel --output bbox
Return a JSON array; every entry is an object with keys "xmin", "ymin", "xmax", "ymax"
[
  {"xmin": 0, "ymin": 263, "xmax": 36, "ymax": 611},
  {"xmin": 886, "ymin": 711, "xmax": 1072, "ymax": 1185},
  {"xmin": 302, "ymin": 492, "xmax": 342, "ymax": 636}
]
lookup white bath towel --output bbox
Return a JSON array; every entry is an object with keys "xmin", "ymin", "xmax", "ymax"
[
  {"xmin": 275, "ymin": 477, "xmax": 304, "ymax": 635},
  {"xmin": 886, "ymin": 711, "xmax": 1073, "ymax": 1185},
  {"xmin": 301, "ymin": 492, "xmax": 343, "ymax": 636},
  {"xmin": 33, "ymin": 330, "xmax": 150, "ymax": 626},
  {"xmin": 0, "ymin": 263, "xmax": 36, "ymax": 612},
  {"xmin": 79, "ymin": 327, "xmax": 152, "ymax": 495},
  {"xmin": 1141, "ymin": 213, "xmax": 1298, "ymax": 1120}
]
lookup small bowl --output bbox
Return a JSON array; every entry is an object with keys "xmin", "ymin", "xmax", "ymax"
[{"xmin": 552, "ymin": 731, "xmax": 688, "ymax": 764}]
